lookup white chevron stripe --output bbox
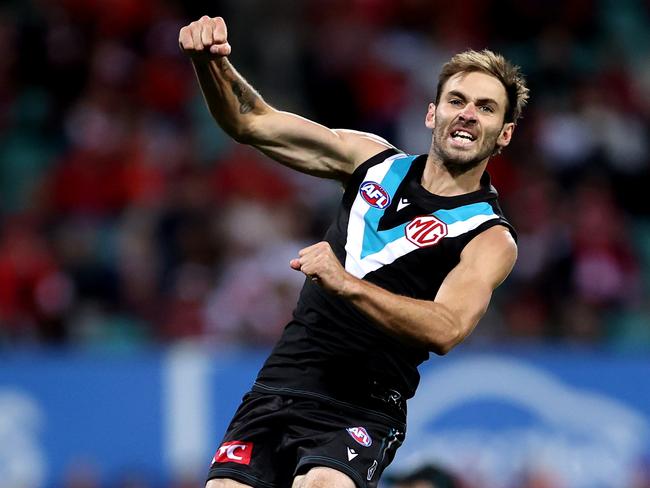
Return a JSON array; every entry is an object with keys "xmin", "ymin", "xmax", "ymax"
[
  {"xmin": 445, "ymin": 213, "xmax": 499, "ymax": 237},
  {"xmin": 346, "ymin": 235, "xmax": 417, "ymax": 278},
  {"xmin": 345, "ymin": 154, "xmax": 404, "ymax": 278},
  {"xmin": 346, "ymin": 213, "xmax": 500, "ymax": 279},
  {"xmin": 344, "ymin": 156, "xmax": 501, "ymax": 279}
]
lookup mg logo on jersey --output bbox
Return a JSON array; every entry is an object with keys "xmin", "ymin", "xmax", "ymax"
[
  {"xmin": 359, "ymin": 181, "xmax": 391, "ymax": 209},
  {"xmin": 347, "ymin": 427, "xmax": 373, "ymax": 447},
  {"xmin": 405, "ymin": 215, "xmax": 448, "ymax": 247},
  {"xmin": 213, "ymin": 441, "xmax": 253, "ymax": 465}
]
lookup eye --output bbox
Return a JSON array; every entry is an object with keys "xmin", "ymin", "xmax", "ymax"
[
  {"xmin": 479, "ymin": 105, "xmax": 495, "ymax": 113},
  {"xmin": 449, "ymin": 99, "xmax": 463, "ymax": 106}
]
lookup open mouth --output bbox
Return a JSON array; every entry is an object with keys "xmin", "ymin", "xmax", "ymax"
[{"xmin": 450, "ymin": 129, "xmax": 477, "ymax": 143}]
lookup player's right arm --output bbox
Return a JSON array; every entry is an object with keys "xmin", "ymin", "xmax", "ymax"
[{"xmin": 179, "ymin": 16, "xmax": 393, "ymax": 182}]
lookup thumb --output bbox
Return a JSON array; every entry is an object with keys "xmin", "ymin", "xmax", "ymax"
[{"xmin": 209, "ymin": 42, "xmax": 232, "ymax": 56}]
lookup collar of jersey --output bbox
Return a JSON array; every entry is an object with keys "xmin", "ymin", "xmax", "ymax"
[{"xmin": 404, "ymin": 154, "xmax": 499, "ymax": 211}]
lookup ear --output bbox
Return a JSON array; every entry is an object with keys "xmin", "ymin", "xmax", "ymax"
[
  {"xmin": 424, "ymin": 102, "xmax": 436, "ymax": 129},
  {"xmin": 496, "ymin": 122, "xmax": 515, "ymax": 149}
]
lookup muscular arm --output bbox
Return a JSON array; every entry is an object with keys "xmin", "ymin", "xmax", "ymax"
[
  {"xmin": 191, "ymin": 57, "xmax": 263, "ymax": 131},
  {"xmin": 181, "ymin": 16, "xmax": 393, "ymax": 181},
  {"xmin": 292, "ymin": 226, "xmax": 517, "ymax": 354}
]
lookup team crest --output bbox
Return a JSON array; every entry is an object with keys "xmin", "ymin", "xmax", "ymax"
[
  {"xmin": 347, "ymin": 426, "xmax": 373, "ymax": 447},
  {"xmin": 359, "ymin": 181, "xmax": 391, "ymax": 209},
  {"xmin": 405, "ymin": 215, "xmax": 448, "ymax": 247}
]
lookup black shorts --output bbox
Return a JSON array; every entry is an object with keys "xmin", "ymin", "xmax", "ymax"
[{"xmin": 206, "ymin": 389, "xmax": 406, "ymax": 488}]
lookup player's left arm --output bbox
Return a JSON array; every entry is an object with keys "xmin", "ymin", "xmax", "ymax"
[{"xmin": 291, "ymin": 225, "xmax": 517, "ymax": 355}]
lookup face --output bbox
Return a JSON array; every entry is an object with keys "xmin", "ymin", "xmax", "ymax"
[{"xmin": 426, "ymin": 71, "xmax": 514, "ymax": 173}]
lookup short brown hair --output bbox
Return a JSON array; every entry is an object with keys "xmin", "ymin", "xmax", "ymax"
[{"xmin": 435, "ymin": 49, "xmax": 529, "ymax": 124}]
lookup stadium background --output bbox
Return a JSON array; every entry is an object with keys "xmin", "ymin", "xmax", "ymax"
[{"xmin": 1, "ymin": 0, "xmax": 650, "ymax": 487}]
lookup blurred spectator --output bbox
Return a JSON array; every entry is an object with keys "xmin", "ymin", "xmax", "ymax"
[
  {"xmin": 0, "ymin": 216, "xmax": 71, "ymax": 343},
  {"xmin": 0, "ymin": 0, "xmax": 649, "ymax": 351}
]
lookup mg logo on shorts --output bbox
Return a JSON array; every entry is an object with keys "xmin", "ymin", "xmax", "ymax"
[
  {"xmin": 405, "ymin": 215, "xmax": 448, "ymax": 247},
  {"xmin": 213, "ymin": 441, "xmax": 253, "ymax": 465},
  {"xmin": 359, "ymin": 181, "xmax": 391, "ymax": 209},
  {"xmin": 346, "ymin": 427, "xmax": 372, "ymax": 447}
]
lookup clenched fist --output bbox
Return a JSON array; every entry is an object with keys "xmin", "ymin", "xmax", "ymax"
[
  {"xmin": 179, "ymin": 15, "xmax": 231, "ymax": 58},
  {"xmin": 290, "ymin": 241, "xmax": 352, "ymax": 295}
]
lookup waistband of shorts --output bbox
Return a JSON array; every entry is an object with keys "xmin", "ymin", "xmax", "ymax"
[{"xmin": 252, "ymin": 381, "xmax": 407, "ymax": 425}]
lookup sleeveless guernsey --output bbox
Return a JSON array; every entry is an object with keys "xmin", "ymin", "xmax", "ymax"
[{"xmin": 254, "ymin": 148, "xmax": 516, "ymax": 402}]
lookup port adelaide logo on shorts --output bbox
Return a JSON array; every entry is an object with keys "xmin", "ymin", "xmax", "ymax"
[
  {"xmin": 359, "ymin": 181, "xmax": 391, "ymax": 209},
  {"xmin": 346, "ymin": 426, "xmax": 373, "ymax": 447},
  {"xmin": 213, "ymin": 441, "xmax": 253, "ymax": 465}
]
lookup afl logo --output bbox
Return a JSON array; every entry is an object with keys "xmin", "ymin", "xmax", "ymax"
[
  {"xmin": 405, "ymin": 215, "xmax": 448, "ymax": 247},
  {"xmin": 359, "ymin": 181, "xmax": 391, "ymax": 209},
  {"xmin": 346, "ymin": 427, "xmax": 373, "ymax": 447}
]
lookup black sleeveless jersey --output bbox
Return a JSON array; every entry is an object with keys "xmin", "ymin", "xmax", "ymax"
[{"xmin": 253, "ymin": 149, "xmax": 516, "ymax": 401}]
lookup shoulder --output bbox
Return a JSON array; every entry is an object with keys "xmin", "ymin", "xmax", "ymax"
[
  {"xmin": 331, "ymin": 129, "xmax": 398, "ymax": 176},
  {"xmin": 461, "ymin": 225, "xmax": 517, "ymax": 287},
  {"xmin": 464, "ymin": 225, "xmax": 517, "ymax": 262},
  {"xmin": 341, "ymin": 147, "xmax": 407, "ymax": 189}
]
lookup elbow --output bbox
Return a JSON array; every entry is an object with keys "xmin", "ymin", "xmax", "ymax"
[
  {"xmin": 430, "ymin": 341, "xmax": 455, "ymax": 356},
  {"xmin": 430, "ymin": 344, "xmax": 451, "ymax": 356},
  {"xmin": 231, "ymin": 127, "xmax": 256, "ymax": 144},
  {"xmin": 211, "ymin": 118, "xmax": 256, "ymax": 144},
  {"xmin": 424, "ymin": 304, "xmax": 473, "ymax": 355},
  {"xmin": 427, "ymin": 325, "xmax": 464, "ymax": 356},
  {"xmin": 212, "ymin": 104, "xmax": 270, "ymax": 144}
]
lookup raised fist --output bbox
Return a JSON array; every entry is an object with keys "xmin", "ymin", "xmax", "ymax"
[{"xmin": 179, "ymin": 16, "xmax": 231, "ymax": 58}]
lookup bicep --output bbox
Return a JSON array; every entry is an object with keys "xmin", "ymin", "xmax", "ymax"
[
  {"xmin": 250, "ymin": 109, "xmax": 394, "ymax": 180},
  {"xmin": 434, "ymin": 226, "xmax": 517, "ymax": 340},
  {"xmin": 434, "ymin": 264, "xmax": 494, "ymax": 339}
]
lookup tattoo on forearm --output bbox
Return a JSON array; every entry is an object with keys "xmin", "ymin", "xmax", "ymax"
[
  {"xmin": 230, "ymin": 80, "xmax": 256, "ymax": 114},
  {"xmin": 216, "ymin": 58, "xmax": 259, "ymax": 114},
  {"xmin": 218, "ymin": 57, "xmax": 231, "ymax": 74}
]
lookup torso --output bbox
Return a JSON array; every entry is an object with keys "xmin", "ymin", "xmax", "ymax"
[{"xmin": 253, "ymin": 149, "xmax": 516, "ymax": 402}]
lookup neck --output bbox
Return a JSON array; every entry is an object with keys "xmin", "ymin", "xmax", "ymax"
[{"xmin": 422, "ymin": 151, "xmax": 488, "ymax": 196}]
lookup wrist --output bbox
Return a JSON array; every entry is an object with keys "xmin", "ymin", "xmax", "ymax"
[
  {"xmin": 190, "ymin": 55, "xmax": 228, "ymax": 70},
  {"xmin": 338, "ymin": 273, "xmax": 362, "ymax": 299}
]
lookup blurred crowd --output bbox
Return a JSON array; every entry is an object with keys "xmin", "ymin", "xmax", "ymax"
[{"xmin": 2, "ymin": 0, "xmax": 650, "ymax": 352}]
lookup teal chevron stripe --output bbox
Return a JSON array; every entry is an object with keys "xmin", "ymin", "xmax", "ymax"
[
  {"xmin": 433, "ymin": 202, "xmax": 494, "ymax": 224},
  {"xmin": 360, "ymin": 155, "xmax": 416, "ymax": 259}
]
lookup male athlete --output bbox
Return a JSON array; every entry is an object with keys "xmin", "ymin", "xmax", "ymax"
[{"xmin": 179, "ymin": 14, "xmax": 529, "ymax": 488}]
